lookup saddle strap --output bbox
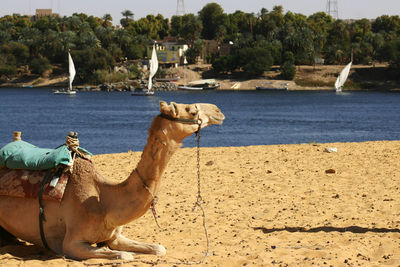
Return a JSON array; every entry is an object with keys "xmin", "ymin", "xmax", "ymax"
[{"xmin": 38, "ymin": 168, "xmax": 63, "ymax": 250}]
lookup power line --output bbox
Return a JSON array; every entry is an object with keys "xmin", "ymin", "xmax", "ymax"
[
  {"xmin": 326, "ymin": 0, "xmax": 339, "ymax": 20},
  {"xmin": 176, "ymin": 0, "xmax": 185, "ymax": 16}
]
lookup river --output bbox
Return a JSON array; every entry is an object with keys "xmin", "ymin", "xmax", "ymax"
[{"xmin": 1, "ymin": 88, "xmax": 400, "ymax": 154}]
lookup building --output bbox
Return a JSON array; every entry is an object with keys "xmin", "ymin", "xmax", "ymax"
[
  {"xmin": 147, "ymin": 40, "xmax": 189, "ymax": 67},
  {"xmin": 32, "ymin": 9, "xmax": 60, "ymax": 21}
]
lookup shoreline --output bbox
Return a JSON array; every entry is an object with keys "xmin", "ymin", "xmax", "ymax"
[{"xmin": 1, "ymin": 64, "xmax": 399, "ymax": 91}]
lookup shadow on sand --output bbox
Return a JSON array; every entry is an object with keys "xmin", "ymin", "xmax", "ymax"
[{"xmin": 254, "ymin": 225, "xmax": 400, "ymax": 234}]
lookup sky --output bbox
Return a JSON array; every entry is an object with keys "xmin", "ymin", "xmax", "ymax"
[{"xmin": 1, "ymin": 0, "xmax": 400, "ymax": 25}]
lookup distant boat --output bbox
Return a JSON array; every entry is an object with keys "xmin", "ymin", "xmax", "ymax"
[
  {"xmin": 54, "ymin": 51, "xmax": 77, "ymax": 95},
  {"xmin": 334, "ymin": 61, "xmax": 352, "ymax": 93},
  {"xmin": 22, "ymin": 84, "xmax": 34, "ymax": 88},
  {"xmin": 132, "ymin": 45, "xmax": 158, "ymax": 96},
  {"xmin": 256, "ymin": 82, "xmax": 289, "ymax": 91},
  {"xmin": 177, "ymin": 79, "xmax": 220, "ymax": 91}
]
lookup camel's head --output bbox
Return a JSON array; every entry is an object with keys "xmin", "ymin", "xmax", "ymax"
[{"xmin": 159, "ymin": 101, "xmax": 225, "ymax": 136}]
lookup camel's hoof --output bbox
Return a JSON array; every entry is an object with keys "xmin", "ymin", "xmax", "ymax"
[
  {"xmin": 119, "ymin": 251, "xmax": 135, "ymax": 260},
  {"xmin": 153, "ymin": 244, "xmax": 166, "ymax": 256}
]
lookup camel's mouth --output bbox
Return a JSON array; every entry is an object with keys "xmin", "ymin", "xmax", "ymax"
[{"xmin": 209, "ymin": 113, "xmax": 225, "ymax": 125}]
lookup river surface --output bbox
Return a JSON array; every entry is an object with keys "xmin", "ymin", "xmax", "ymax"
[{"xmin": 1, "ymin": 88, "xmax": 400, "ymax": 154}]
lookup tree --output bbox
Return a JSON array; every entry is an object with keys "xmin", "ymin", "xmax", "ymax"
[
  {"xmin": 237, "ymin": 47, "xmax": 273, "ymax": 76},
  {"xmin": 382, "ymin": 37, "xmax": 400, "ymax": 70},
  {"xmin": 72, "ymin": 47, "xmax": 114, "ymax": 82},
  {"xmin": 172, "ymin": 14, "xmax": 201, "ymax": 40},
  {"xmin": 307, "ymin": 12, "xmax": 333, "ymax": 59},
  {"xmin": 30, "ymin": 56, "xmax": 51, "ymax": 76},
  {"xmin": 198, "ymin": 3, "xmax": 227, "ymax": 40},
  {"xmin": 185, "ymin": 39, "xmax": 204, "ymax": 64},
  {"xmin": 280, "ymin": 51, "xmax": 296, "ymax": 80},
  {"xmin": 282, "ymin": 12, "xmax": 314, "ymax": 64},
  {"xmin": 212, "ymin": 54, "xmax": 237, "ymax": 73},
  {"xmin": 102, "ymin": 14, "xmax": 113, "ymax": 27},
  {"xmin": 372, "ymin": 15, "xmax": 400, "ymax": 40},
  {"xmin": 19, "ymin": 28, "xmax": 43, "ymax": 56},
  {"xmin": 121, "ymin": 10, "xmax": 134, "ymax": 27}
]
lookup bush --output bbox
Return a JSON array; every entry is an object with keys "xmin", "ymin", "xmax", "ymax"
[
  {"xmin": 72, "ymin": 48, "xmax": 115, "ymax": 81},
  {"xmin": 212, "ymin": 55, "xmax": 237, "ymax": 73},
  {"xmin": 185, "ymin": 48, "xmax": 198, "ymax": 64},
  {"xmin": 0, "ymin": 64, "xmax": 17, "ymax": 77},
  {"xmin": 128, "ymin": 64, "xmax": 142, "ymax": 79},
  {"xmin": 91, "ymin": 69, "xmax": 129, "ymax": 84},
  {"xmin": 283, "ymin": 51, "xmax": 295, "ymax": 63},
  {"xmin": 30, "ymin": 57, "xmax": 51, "ymax": 76},
  {"xmin": 238, "ymin": 47, "xmax": 273, "ymax": 77},
  {"xmin": 280, "ymin": 61, "xmax": 296, "ymax": 80}
]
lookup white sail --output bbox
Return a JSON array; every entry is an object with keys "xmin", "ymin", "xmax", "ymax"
[
  {"xmin": 147, "ymin": 46, "xmax": 159, "ymax": 91},
  {"xmin": 334, "ymin": 61, "xmax": 352, "ymax": 92},
  {"xmin": 68, "ymin": 52, "xmax": 76, "ymax": 91}
]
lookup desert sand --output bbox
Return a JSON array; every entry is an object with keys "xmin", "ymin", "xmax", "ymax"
[{"xmin": 1, "ymin": 140, "xmax": 400, "ymax": 266}]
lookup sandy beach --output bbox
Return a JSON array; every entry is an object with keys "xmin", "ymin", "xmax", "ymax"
[{"xmin": 1, "ymin": 140, "xmax": 400, "ymax": 266}]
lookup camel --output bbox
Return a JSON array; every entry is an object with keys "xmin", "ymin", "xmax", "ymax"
[{"xmin": 0, "ymin": 101, "xmax": 225, "ymax": 260}]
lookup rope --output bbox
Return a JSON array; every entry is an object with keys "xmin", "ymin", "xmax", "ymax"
[
  {"xmin": 65, "ymin": 134, "xmax": 91, "ymax": 160},
  {"xmin": 135, "ymin": 168, "xmax": 161, "ymax": 229}
]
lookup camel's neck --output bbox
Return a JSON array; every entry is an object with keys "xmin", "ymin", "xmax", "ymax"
[
  {"xmin": 135, "ymin": 117, "xmax": 183, "ymax": 196},
  {"xmin": 104, "ymin": 117, "xmax": 185, "ymax": 226}
]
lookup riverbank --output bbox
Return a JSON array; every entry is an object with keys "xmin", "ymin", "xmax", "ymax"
[
  {"xmin": 1, "ymin": 64, "xmax": 398, "ymax": 91},
  {"xmin": 0, "ymin": 141, "xmax": 399, "ymax": 266}
]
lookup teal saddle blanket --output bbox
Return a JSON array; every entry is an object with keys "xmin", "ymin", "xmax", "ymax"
[{"xmin": 0, "ymin": 140, "xmax": 91, "ymax": 171}]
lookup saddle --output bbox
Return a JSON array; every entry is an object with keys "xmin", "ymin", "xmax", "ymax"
[
  {"xmin": 0, "ymin": 168, "xmax": 68, "ymax": 201},
  {"xmin": 0, "ymin": 132, "xmax": 91, "ymax": 201}
]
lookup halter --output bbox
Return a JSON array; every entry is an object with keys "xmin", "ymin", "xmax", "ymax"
[
  {"xmin": 159, "ymin": 113, "xmax": 202, "ymax": 125},
  {"xmin": 159, "ymin": 103, "xmax": 203, "ymax": 126}
]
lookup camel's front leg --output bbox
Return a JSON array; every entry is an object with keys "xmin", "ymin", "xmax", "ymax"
[
  {"xmin": 63, "ymin": 239, "xmax": 135, "ymax": 260},
  {"xmin": 107, "ymin": 233, "xmax": 166, "ymax": 256}
]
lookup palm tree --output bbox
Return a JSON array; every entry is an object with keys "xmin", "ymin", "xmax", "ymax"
[
  {"xmin": 121, "ymin": 10, "xmax": 134, "ymax": 27},
  {"xmin": 79, "ymin": 32, "xmax": 101, "ymax": 49},
  {"xmin": 121, "ymin": 10, "xmax": 134, "ymax": 21},
  {"xmin": 102, "ymin": 14, "xmax": 113, "ymax": 27}
]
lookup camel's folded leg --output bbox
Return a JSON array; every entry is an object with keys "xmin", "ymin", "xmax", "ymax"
[
  {"xmin": 107, "ymin": 234, "xmax": 166, "ymax": 256},
  {"xmin": 63, "ymin": 239, "xmax": 135, "ymax": 260}
]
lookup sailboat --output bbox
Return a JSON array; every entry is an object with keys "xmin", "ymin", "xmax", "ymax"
[
  {"xmin": 334, "ymin": 61, "xmax": 352, "ymax": 93},
  {"xmin": 132, "ymin": 45, "xmax": 158, "ymax": 96},
  {"xmin": 54, "ymin": 51, "xmax": 77, "ymax": 95},
  {"xmin": 334, "ymin": 50, "xmax": 353, "ymax": 93}
]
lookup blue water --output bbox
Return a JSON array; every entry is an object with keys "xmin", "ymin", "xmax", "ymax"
[{"xmin": 1, "ymin": 88, "xmax": 400, "ymax": 154}]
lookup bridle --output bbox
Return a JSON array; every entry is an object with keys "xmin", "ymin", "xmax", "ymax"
[
  {"xmin": 159, "ymin": 103, "xmax": 203, "ymax": 126},
  {"xmin": 158, "ymin": 112, "xmax": 202, "ymax": 126}
]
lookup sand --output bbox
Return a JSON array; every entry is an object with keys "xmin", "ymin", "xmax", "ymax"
[{"xmin": 1, "ymin": 141, "xmax": 400, "ymax": 266}]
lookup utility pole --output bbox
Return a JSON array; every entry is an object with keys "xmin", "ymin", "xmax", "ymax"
[
  {"xmin": 326, "ymin": 0, "xmax": 339, "ymax": 20},
  {"xmin": 176, "ymin": 0, "xmax": 185, "ymax": 16}
]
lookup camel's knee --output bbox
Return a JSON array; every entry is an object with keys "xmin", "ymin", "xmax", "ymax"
[{"xmin": 152, "ymin": 244, "xmax": 166, "ymax": 256}]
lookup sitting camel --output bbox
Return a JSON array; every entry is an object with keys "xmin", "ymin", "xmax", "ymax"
[{"xmin": 0, "ymin": 101, "xmax": 225, "ymax": 260}]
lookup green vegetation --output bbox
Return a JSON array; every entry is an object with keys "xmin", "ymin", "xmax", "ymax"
[
  {"xmin": 280, "ymin": 51, "xmax": 296, "ymax": 80},
  {"xmin": 0, "ymin": 4, "xmax": 399, "ymax": 83}
]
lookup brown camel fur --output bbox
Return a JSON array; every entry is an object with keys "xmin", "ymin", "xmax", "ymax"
[{"xmin": 0, "ymin": 101, "xmax": 225, "ymax": 260}]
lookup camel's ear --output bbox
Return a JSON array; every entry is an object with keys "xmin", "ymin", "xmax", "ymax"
[
  {"xmin": 171, "ymin": 102, "xmax": 179, "ymax": 117},
  {"xmin": 159, "ymin": 101, "xmax": 168, "ymax": 112},
  {"xmin": 159, "ymin": 101, "xmax": 178, "ymax": 117}
]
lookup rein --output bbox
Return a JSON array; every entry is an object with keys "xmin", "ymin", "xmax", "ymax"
[{"xmin": 157, "ymin": 112, "xmax": 210, "ymax": 264}]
